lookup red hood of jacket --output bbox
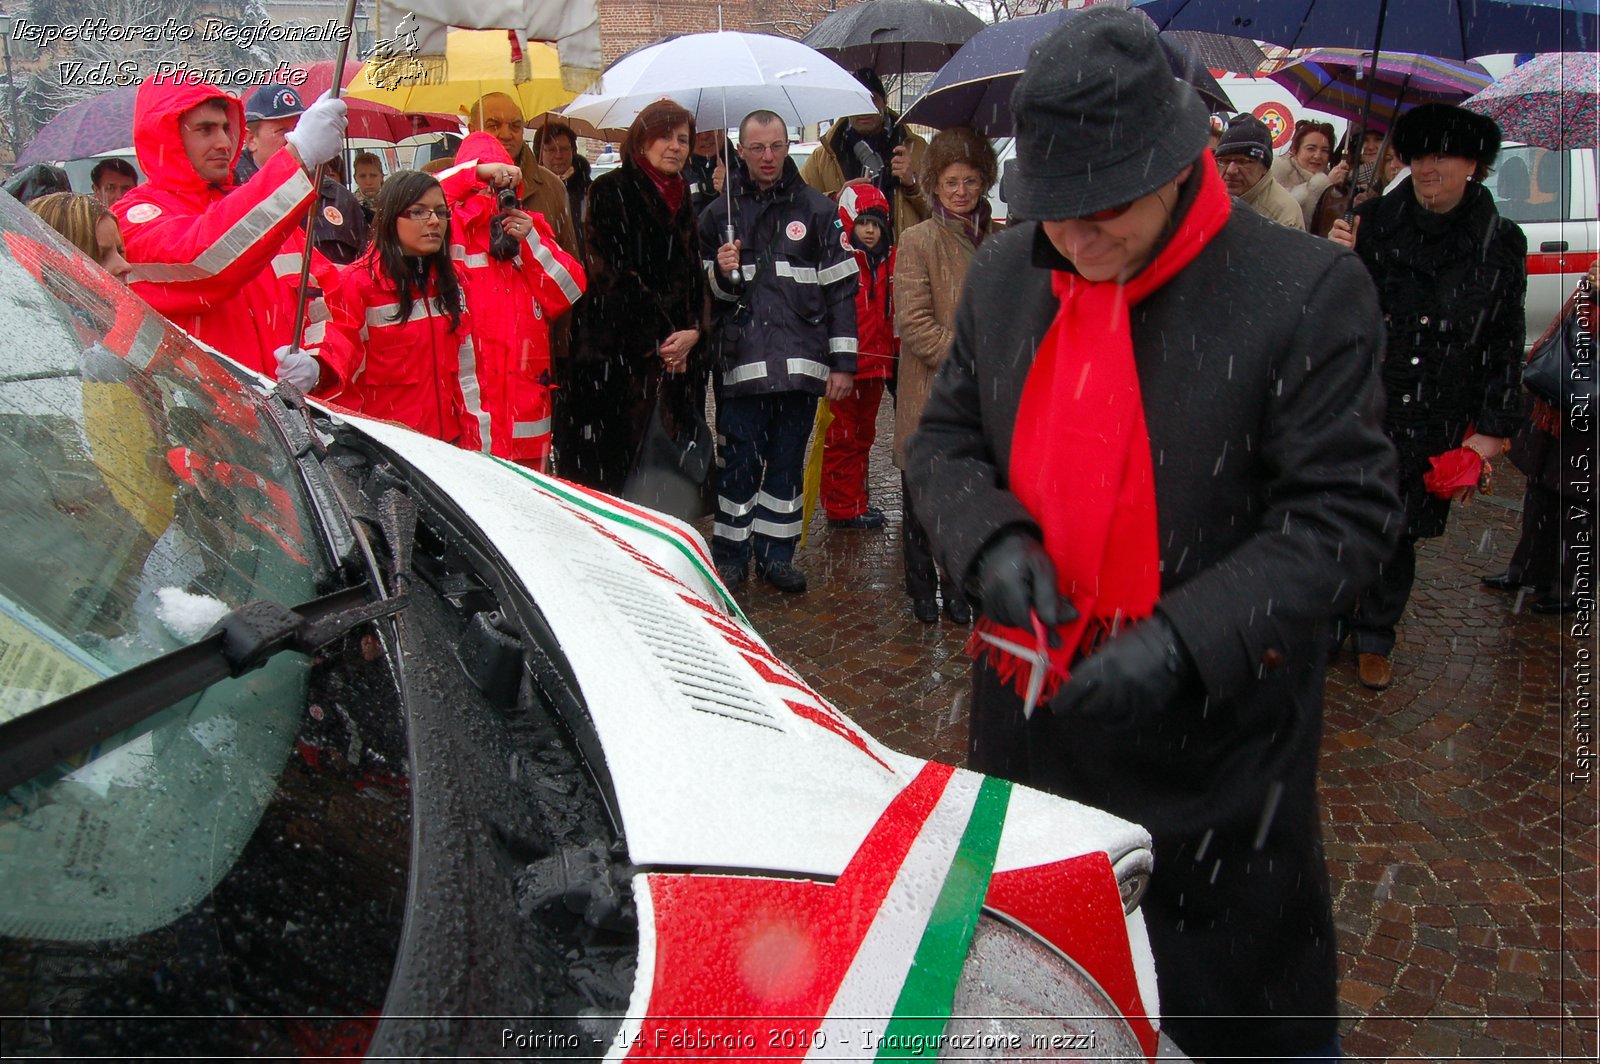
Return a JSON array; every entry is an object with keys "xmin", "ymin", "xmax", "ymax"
[
  {"xmin": 133, "ymin": 73, "xmax": 245, "ymax": 195},
  {"xmin": 837, "ymin": 183, "xmax": 890, "ymax": 247}
]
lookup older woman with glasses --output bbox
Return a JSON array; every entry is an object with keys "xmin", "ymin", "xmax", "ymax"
[
  {"xmin": 893, "ymin": 126, "xmax": 999, "ymax": 625},
  {"xmin": 321, "ymin": 170, "xmax": 487, "ymax": 450}
]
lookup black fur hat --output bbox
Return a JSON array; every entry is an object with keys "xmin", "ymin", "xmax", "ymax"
[{"xmin": 1392, "ymin": 103, "xmax": 1501, "ymax": 168}]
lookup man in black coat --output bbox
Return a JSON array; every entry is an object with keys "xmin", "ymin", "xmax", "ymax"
[{"xmin": 903, "ymin": 9, "xmax": 1400, "ymax": 1061}]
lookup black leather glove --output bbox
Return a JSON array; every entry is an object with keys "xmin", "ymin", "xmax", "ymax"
[
  {"xmin": 1052, "ymin": 613, "xmax": 1194, "ymax": 726},
  {"xmin": 973, "ymin": 531, "xmax": 1078, "ymax": 632}
]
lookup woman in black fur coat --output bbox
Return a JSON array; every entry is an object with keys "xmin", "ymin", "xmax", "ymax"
[
  {"xmin": 558, "ymin": 100, "xmax": 708, "ymax": 494},
  {"xmin": 1330, "ymin": 103, "xmax": 1527, "ymax": 689}
]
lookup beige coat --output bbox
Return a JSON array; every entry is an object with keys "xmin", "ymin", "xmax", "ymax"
[
  {"xmin": 893, "ymin": 213, "xmax": 991, "ymax": 467},
  {"xmin": 1240, "ymin": 170, "xmax": 1307, "ymax": 229},
  {"xmin": 1271, "ymin": 154, "xmax": 1334, "ymax": 231}
]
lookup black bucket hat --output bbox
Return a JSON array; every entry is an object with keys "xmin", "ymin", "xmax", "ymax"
[
  {"xmin": 1391, "ymin": 103, "xmax": 1501, "ymax": 168},
  {"xmin": 1005, "ymin": 7, "xmax": 1208, "ymax": 221}
]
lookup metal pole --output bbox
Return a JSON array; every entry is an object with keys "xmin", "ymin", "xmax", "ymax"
[
  {"xmin": 288, "ymin": 0, "xmax": 361, "ymax": 357},
  {"xmin": 1, "ymin": 20, "xmax": 22, "ymax": 170}
]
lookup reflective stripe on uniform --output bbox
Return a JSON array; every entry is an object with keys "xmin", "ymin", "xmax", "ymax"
[
  {"xmin": 714, "ymin": 522, "xmax": 753, "ymax": 542},
  {"xmin": 718, "ymin": 494, "xmax": 758, "ymax": 518},
  {"xmin": 787, "ymin": 357, "xmax": 832, "ymax": 380},
  {"xmin": 450, "ymin": 245, "xmax": 490, "ymax": 269},
  {"xmin": 756, "ymin": 490, "xmax": 803, "ymax": 514},
  {"xmin": 523, "ymin": 228, "xmax": 582, "ymax": 305},
  {"xmin": 457, "ymin": 336, "xmax": 491, "ymax": 451},
  {"xmin": 706, "ymin": 260, "xmax": 740, "ymax": 301},
  {"xmin": 364, "ymin": 298, "xmax": 446, "ymax": 328},
  {"xmin": 512, "ymin": 417, "xmax": 552, "ymax": 439},
  {"xmin": 126, "ymin": 168, "xmax": 315, "ymax": 284},
  {"xmin": 123, "ymin": 315, "xmax": 166, "ymax": 372},
  {"xmin": 752, "ymin": 516, "xmax": 803, "ymax": 539},
  {"xmin": 722, "ymin": 362, "xmax": 768, "ymax": 386},
  {"xmin": 302, "ymin": 320, "xmax": 326, "ymax": 344},
  {"xmin": 827, "ymin": 337, "xmax": 858, "ymax": 354}
]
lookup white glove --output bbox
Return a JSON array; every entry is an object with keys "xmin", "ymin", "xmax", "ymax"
[
  {"xmin": 274, "ymin": 344, "xmax": 321, "ymax": 392},
  {"xmin": 283, "ymin": 92, "xmax": 349, "ymax": 170}
]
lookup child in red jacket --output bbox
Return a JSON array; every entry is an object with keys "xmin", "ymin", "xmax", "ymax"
[{"xmin": 823, "ymin": 184, "xmax": 897, "ymax": 529}]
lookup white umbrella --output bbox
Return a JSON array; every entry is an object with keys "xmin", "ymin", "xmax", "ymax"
[{"xmin": 560, "ymin": 31, "xmax": 875, "ymax": 133}]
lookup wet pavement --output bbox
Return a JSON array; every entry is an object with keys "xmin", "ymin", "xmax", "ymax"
[{"xmin": 714, "ymin": 408, "xmax": 1596, "ymax": 1062}]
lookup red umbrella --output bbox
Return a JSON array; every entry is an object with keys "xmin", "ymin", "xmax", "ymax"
[{"xmin": 276, "ymin": 61, "xmax": 458, "ymax": 141}]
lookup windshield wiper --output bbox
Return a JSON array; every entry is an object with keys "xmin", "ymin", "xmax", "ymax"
[{"xmin": 0, "ymin": 584, "xmax": 406, "ymax": 794}]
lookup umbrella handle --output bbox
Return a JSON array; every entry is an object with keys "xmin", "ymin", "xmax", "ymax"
[{"xmin": 289, "ymin": 0, "xmax": 360, "ymax": 357}]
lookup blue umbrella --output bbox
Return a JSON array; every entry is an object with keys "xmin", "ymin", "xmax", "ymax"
[
  {"xmin": 1130, "ymin": 0, "xmax": 1596, "ymax": 58},
  {"xmin": 901, "ymin": 10, "xmax": 1234, "ymax": 134}
]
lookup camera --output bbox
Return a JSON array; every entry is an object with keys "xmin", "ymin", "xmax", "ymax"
[{"xmin": 489, "ymin": 186, "xmax": 522, "ymax": 260}]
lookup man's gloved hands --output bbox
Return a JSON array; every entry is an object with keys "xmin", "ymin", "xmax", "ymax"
[
  {"xmin": 273, "ymin": 344, "xmax": 321, "ymax": 392},
  {"xmin": 284, "ymin": 92, "xmax": 349, "ymax": 170},
  {"xmin": 973, "ymin": 531, "xmax": 1077, "ymax": 631},
  {"xmin": 1052, "ymin": 613, "xmax": 1194, "ymax": 726}
]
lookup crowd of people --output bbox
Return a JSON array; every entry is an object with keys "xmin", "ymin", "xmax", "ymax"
[{"xmin": 4, "ymin": 15, "xmax": 1590, "ymax": 1062}]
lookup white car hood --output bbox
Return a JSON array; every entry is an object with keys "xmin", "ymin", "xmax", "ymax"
[{"xmin": 343, "ymin": 417, "xmax": 1149, "ymax": 880}]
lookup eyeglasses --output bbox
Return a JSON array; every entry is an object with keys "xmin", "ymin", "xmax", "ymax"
[
  {"xmin": 742, "ymin": 142, "xmax": 789, "ymax": 157},
  {"xmin": 402, "ymin": 205, "xmax": 451, "ymax": 222},
  {"xmin": 938, "ymin": 177, "xmax": 983, "ymax": 194}
]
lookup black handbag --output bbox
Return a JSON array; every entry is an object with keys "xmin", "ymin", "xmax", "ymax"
[
  {"xmin": 1523, "ymin": 313, "xmax": 1593, "ymax": 407},
  {"xmin": 621, "ymin": 384, "xmax": 713, "ymax": 521}
]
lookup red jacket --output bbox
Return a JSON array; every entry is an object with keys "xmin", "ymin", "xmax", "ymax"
[
  {"xmin": 113, "ymin": 73, "xmax": 346, "ymax": 386},
  {"xmin": 838, "ymin": 184, "xmax": 897, "ymax": 380},
  {"xmin": 437, "ymin": 132, "xmax": 586, "ymax": 463},
  {"xmin": 323, "ymin": 251, "xmax": 486, "ymax": 451}
]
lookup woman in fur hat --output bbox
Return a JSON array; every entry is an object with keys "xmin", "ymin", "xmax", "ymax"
[{"xmin": 1330, "ymin": 102, "xmax": 1527, "ymax": 690}]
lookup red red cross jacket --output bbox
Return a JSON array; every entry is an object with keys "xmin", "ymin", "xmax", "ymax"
[
  {"xmin": 113, "ymin": 73, "xmax": 346, "ymax": 388},
  {"xmin": 437, "ymin": 132, "xmax": 586, "ymax": 464},
  {"xmin": 322, "ymin": 251, "xmax": 486, "ymax": 451},
  {"xmin": 837, "ymin": 184, "xmax": 897, "ymax": 381}
]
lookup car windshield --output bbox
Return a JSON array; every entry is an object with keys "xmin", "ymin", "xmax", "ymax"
[{"xmin": 0, "ymin": 203, "xmax": 326, "ymax": 941}]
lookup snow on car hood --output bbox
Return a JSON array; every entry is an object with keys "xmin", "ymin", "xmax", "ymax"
[{"xmin": 341, "ymin": 416, "xmax": 1149, "ymax": 880}]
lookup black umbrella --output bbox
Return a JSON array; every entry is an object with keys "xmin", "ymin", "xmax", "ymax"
[
  {"xmin": 902, "ymin": 10, "xmax": 1233, "ymax": 135},
  {"xmin": 801, "ymin": 0, "xmax": 988, "ymax": 75}
]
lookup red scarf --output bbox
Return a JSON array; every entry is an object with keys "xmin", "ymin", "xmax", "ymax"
[
  {"xmin": 969, "ymin": 155, "xmax": 1232, "ymax": 703},
  {"xmin": 636, "ymin": 155, "xmax": 687, "ymax": 214}
]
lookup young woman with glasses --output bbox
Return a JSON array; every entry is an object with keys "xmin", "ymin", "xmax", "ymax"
[{"xmin": 321, "ymin": 170, "xmax": 487, "ymax": 450}]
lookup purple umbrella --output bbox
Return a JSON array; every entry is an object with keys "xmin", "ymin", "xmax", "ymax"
[
  {"xmin": 1268, "ymin": 49, "xmax": 1492, "ymax": 131},
  {"xmin": 17, "ymin": 86, "xmax": 140, "ymax": 167},
  {"xmin": 1463, "ymin": 51, "xmax": 1598, "ymax": 151}
]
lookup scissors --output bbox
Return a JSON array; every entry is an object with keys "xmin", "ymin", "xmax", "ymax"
[{"xmin": 973, "ymin": 610, "xmax": 1069, "ymax": 719}]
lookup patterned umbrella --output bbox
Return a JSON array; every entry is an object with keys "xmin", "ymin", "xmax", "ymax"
[
  {"xmin": 1267, "ymin": 48, "xmax": 1492, "ymax": 130},
  {"xmin": 17, "ymin": 86, "xmax": 140, "ymax": 167},
  {"xmin": 1463, "ymin": 51, "xmax": 1598, "ymax": 151}
]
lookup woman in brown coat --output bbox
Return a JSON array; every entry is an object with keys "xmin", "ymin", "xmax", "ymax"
[{"xmin": 894, "ymin": 127, "xmax": 999, "ymax": 624}]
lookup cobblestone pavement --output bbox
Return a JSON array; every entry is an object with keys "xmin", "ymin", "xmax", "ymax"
[{"xmin": 713, "ymin": 408, "xmax": 1597, "ymax": 1062}]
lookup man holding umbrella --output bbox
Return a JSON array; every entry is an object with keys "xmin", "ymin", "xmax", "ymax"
[
  {"xmin": 114, "ymin": 72, "xmax": 352, "ymax": 392},
  {"xmin": 905, "ymin": 8, "xmax": 1399, "ymax": 1059},
  {"xmin": 701, "ymin": 110, "xmax": 859, "ymax": 594},
  {"xmin": 801, "ymin": 68, "xmax": 929, "ymax": 240}
]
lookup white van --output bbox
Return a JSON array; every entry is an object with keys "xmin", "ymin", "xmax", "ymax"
[{"xmin": 1480, "ymin": 144, "xmax": 1597, "ymax": 348}]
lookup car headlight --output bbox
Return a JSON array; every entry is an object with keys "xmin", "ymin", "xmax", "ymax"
[{"xmin": 940, "ymin": 915, "xmax": 1145, "ymax": 1060}]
